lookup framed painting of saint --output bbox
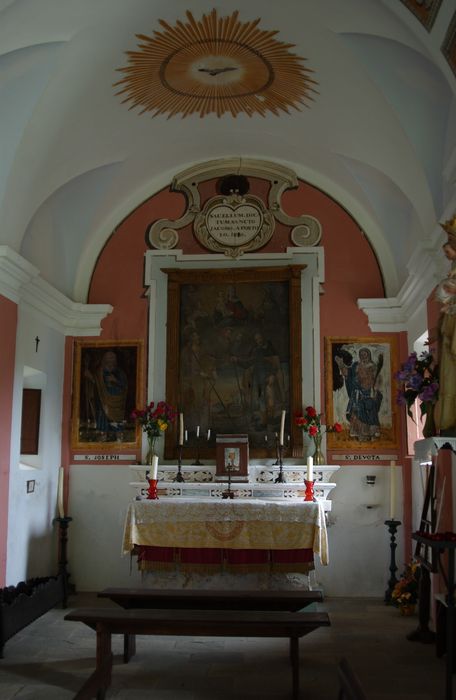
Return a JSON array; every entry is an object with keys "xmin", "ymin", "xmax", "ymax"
[
  {"xmin": 71, "ymin": 339, "xmax": 144, "ymax": 449},
  {"xmin": 324, "ymin": 336, "xmax": 400, "ymax": 450},
  {"xmin": 163, "ymin": 265, "xmax": 304, "ymax": 459}
]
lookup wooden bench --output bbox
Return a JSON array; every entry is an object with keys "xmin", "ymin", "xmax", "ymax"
[
  {"xmin": 65, "ymin": 607, "xmax": 330, "ymax": 700},
  {"xmin": 98, "ymin": 587, "xmax": 323, "ymax": 662}
]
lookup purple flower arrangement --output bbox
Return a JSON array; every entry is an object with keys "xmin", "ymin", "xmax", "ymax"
[{"xmin": 395, "ymin": 351, "xmax": 439, "ymax": 418}]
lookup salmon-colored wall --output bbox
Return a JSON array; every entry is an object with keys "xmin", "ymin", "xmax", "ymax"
[
  {"xmin": 63, "ymin": 172, "xmax": 417, "ymax": 568},
  {"xmin": 79, "ymin": 175, "xmax": 401, "ymax": 462},
  {"xmin": 0, "ymin": 296, "xmax": 17, "ymax": 585}
]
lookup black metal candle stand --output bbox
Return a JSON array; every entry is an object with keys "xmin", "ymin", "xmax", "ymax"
[
  {"xmin": 174, "ymin": 445, "xmax": 185, "ymax": 482},
  {"xmin": 222, "ymin": 465, "xmax": 235, "ymax": 499},
  {"xmin": 192, "ymin": 435, "xmax": 203, "ymax": 466},
  {"xmin": 384, "ymin": 519, "xmax": 401, "ymax": 604},
  {"xmin": 274, "ymin": 444, "xmax": 285, "ymax": 483}
]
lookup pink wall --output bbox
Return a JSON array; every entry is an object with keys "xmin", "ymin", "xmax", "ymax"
[{"xmin": 0, "ymin": 296, "xmax": 17, "ymax": 585}]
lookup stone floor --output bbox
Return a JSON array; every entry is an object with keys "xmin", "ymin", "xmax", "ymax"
[{"xmin": 0, "ymin": 594, "xmax": 448, "ymax": 699}]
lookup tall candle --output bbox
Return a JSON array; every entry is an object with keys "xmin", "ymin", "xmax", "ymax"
[
  {"xmin": 57, "ymin": 467, "xmax": 65, "ymax": 518},
  {"xmin": 185, "ymin": 429, "xmax": 188, "ymax": 442},
  {"xmin": 389, "ymin": 460, "xmax": 396, "ymax": 519},
  {"xmin": 279, "ymin": 410, "xmax": 286, "ymax": 446},
  {"xmin": 179, "ymin": 413, "xmax": 184, "ymax": 445},
  {"xmin": 207, "ymin": 429, "xmax": 211, "ymax": 440},
  {"xmin": 307, "ymin": 456, "xmax": 313, "ymax": 482},
  {"xmin": 196, "ymin": 425, "xmax": 200, "ymax": 438},
  {"xmin": 150, "ymin": 454, "xmax": 158, "ymax": 481}
]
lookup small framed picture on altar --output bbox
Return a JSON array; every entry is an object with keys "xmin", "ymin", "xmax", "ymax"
[{"xmin": 216, "ymin": 434, "xmax": 249, "ymax": 481}]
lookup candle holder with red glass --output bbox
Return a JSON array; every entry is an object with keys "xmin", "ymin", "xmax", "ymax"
[
  {"xmin": 146, "ymin": 478, "xmax": 159, "ymax": 500},
  {"xmin": 304, "ymin": 479, "xmax": 315, "ymax": 502}
]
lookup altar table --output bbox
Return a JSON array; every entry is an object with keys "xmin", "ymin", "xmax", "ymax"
[{"xmin": 123, "ymin": 499, "xmax": 328, "ymax": 575}]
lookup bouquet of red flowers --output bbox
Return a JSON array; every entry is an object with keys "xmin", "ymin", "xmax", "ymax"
[
  {"xmin": 131, "ymin": 400, "xmax": 176, "ymax": 440},
  {"xmin": 294, "ymin": 405, "xmax": 342, "ymax": 436}
]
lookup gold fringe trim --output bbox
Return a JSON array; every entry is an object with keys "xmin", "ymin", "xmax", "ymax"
[
  {"xmin": 138, "ymin": 561, "xmax": 175, "ymax": 572},
  {"xmin": 271, "ymin": 563, "xmax": 314, "ymax": 574}
]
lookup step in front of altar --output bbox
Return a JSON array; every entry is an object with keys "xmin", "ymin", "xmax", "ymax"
[{"xmin": 129, "ymin": 464, "xmax": 339, "ymax": 511}]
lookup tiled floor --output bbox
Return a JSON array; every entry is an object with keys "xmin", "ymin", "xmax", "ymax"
[{"xmin": 0, "ymin": 594, "xmax": 448, "ymax": 699}]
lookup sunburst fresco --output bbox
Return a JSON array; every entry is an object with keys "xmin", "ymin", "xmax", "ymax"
[{"xmin": 114, "ymin": 9, "xmax": 318, "ymax": 119}]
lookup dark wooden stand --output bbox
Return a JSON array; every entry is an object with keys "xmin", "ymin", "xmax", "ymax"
[
  {"xmin": 53, "ymin": 516, "xmax": 73, "ymax": 608},
  {"xmin": 384, "ymin": 519, "xmax": 401, "ymax": 603},
  {"xmin": 413, "ymin": 533, "xmax": 456, "ymax": 700}
]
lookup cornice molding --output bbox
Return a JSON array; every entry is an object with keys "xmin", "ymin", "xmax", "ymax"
[
  {"xmin": 0, "ymin": 246, "xmax": 112, "ymax": 336},
  {"xmin": 358, "ymin": 244, "xmax": 440, "ymax": 333}
]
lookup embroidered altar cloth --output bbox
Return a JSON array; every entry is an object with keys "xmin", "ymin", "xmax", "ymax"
[{"xmin": 122, "ymin": 498, "xmax": 328, "ymax": 565}]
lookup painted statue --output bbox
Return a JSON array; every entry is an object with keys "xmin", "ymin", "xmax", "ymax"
[{"xmin": 435, "ymin": 214, "xmax": 456, "ymax": 435}]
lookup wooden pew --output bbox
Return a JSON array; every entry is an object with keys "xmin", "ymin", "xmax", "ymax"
[
  {"xmin": 98, "ymin": 587, "xmax": 324, "ymax": 662},
  {"xmin": 65, "ymin": 607, "xmax": 330, "ymax": 700}
]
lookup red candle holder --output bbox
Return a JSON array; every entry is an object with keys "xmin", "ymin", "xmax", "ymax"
[
  {"xmin": 147, "ymin": 478, "xmax": 159, "ymax": 500},
  {"xmin": 304, "ymin": 479, "xmax": 315, "ymax": 502}
]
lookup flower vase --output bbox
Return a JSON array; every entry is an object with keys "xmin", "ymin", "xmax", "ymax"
[
  {"xmin": 421, "ymin": 402, "xmax": 436, "ymax": 439},
  {"xmin": 145, "ymin": 436, "xmax": 157, "ymax": 466},
  {"xmin": 399, "ymin": 603, "xmax": 415, "ymax": 617},
  {"xmin": 313, "ymin": 433, "xmax": 325, "ymax": 465}
]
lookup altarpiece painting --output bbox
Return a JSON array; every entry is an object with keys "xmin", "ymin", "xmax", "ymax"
[
  {"xmin": 325, "ymin": 336, "xmax": 399, "ymax": 450},
  {"xmin": 164, "ymin": 266, "xmax": 304, "ymax": 459}
]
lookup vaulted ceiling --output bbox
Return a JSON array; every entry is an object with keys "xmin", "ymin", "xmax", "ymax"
[{"xmin": 1, "ymin": 0, "xmax": 455, "ymax": 303}]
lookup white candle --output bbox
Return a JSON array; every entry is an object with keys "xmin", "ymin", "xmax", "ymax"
[
  {"xmin": 265, "ymin": 435, "xmax": 268, "ymax": 442},
  {"xmin": 207, "ymin": 429, "xmax": 211, "ymax": 440},
  {"xmin": 185, "ymin": 429, "xmax": 188, "ymax": 442},
  {"xmin": 307, "ymin": 456, "xmax": 313, "ymax": 482},
  {"xmin": 57, "ymin": 467, "xmax": 65, "ymax": 518},
  {"xmin": 279, "ymin": 410, "xmax": 286, "ymax": 446},
  {"xmin": 179, "ymin": 413, "xmax": 184, "ymax": 445},
  {"xmin": 196, "ymin": 425, "xmax": 200, "ymax": 438},
  {"xmin": 150, "ymin": 454, "xmax": 158, "ymax": 481},
  {"xmin": 389, "ymin": 460, "xmax": 396, "ymax": 519}
]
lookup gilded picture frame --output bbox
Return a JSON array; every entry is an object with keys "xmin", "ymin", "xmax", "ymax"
[
  {"xmin": 324, "ymin": 336, "xmax": 399, "ymax": 450},
  {"xmin": 71, "ymin": 339, "xmax": 144, "ymax": 450},
  {"xmin": 163, "ymin": 265, "xmax": 305, "ymax": 460}
]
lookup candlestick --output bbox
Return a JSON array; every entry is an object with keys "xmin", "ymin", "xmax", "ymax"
[
  {"xmin": 274, "ymin": 442, "xmax": 285, "ymax": 483},
  {"xmin": 57, "ymin": 467, "xmax": 65, "ymax": 518},
  {"xmin": 279, "ymin": 410, "xmax": 286, "ymax": 446},
  {"xmin": 304, "ymin": 479, "xmax": 315, "ymax": 502},
  {"xmin": 179, "ymin": 413, "xmax": 184, "ymax": 445},
  {"xmin": 306, "ymin": 456, "xmax": 313, "ymax": 482},
  {"xmin": 146, "ymin": 478, "xmax": 159, "ymax": 500},
  {"xmin": 389, "ymin": 460, "xmax": 396, "ymax": 519},
  {"xmin": 384, "ymin": 519, "xmax": 401, "ymax": 603},
  {"xmin": 150, "ymin": 454, "xmax": 158, "ymax": 480}
]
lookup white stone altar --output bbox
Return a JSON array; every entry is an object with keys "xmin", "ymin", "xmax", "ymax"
[{"xmin": 129, "ymin": 463, "xmax": 339, "ymax": 511}]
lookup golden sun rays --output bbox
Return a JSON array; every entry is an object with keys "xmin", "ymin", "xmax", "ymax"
[{"xmin": 114, "ymin": 9, "xmax": 318, "ymax": 119}]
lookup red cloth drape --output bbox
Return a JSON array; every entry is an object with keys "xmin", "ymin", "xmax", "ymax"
[{"xmin": 136, "ymin": 545, "xmax": 314, "ymax": 574}]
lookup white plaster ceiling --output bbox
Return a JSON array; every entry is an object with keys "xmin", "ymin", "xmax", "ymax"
[{"xmin": 0, "ymin": 0, "xmax": 455, "ymax": 302}]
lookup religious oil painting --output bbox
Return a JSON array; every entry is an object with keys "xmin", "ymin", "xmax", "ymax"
[
  {"xmin": 164, "ymin": 266, "xmax": 304, "ymax": 459},
  {"xmin": 324, "ymin": 336, "xmax": 399, "ymax": 450},
  {"xmin": 71, "ymin": 340, "xmax": 143, "ymax": 449}
]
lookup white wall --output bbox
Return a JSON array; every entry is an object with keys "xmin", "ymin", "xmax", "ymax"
[
  {"xmin": 68, "ymin": 463, "xmax": 404, "ymax": 596},
  {"xmin": 315, "ymin": 465, "xmax": 404, "ymax": 597},
  {"xmin": 68, "ymin": 465, "xmax": 143, "ymax": 590},
  {"xmin": 6, "ymin": 306, "xmax": 65, "ymax": 584}
]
